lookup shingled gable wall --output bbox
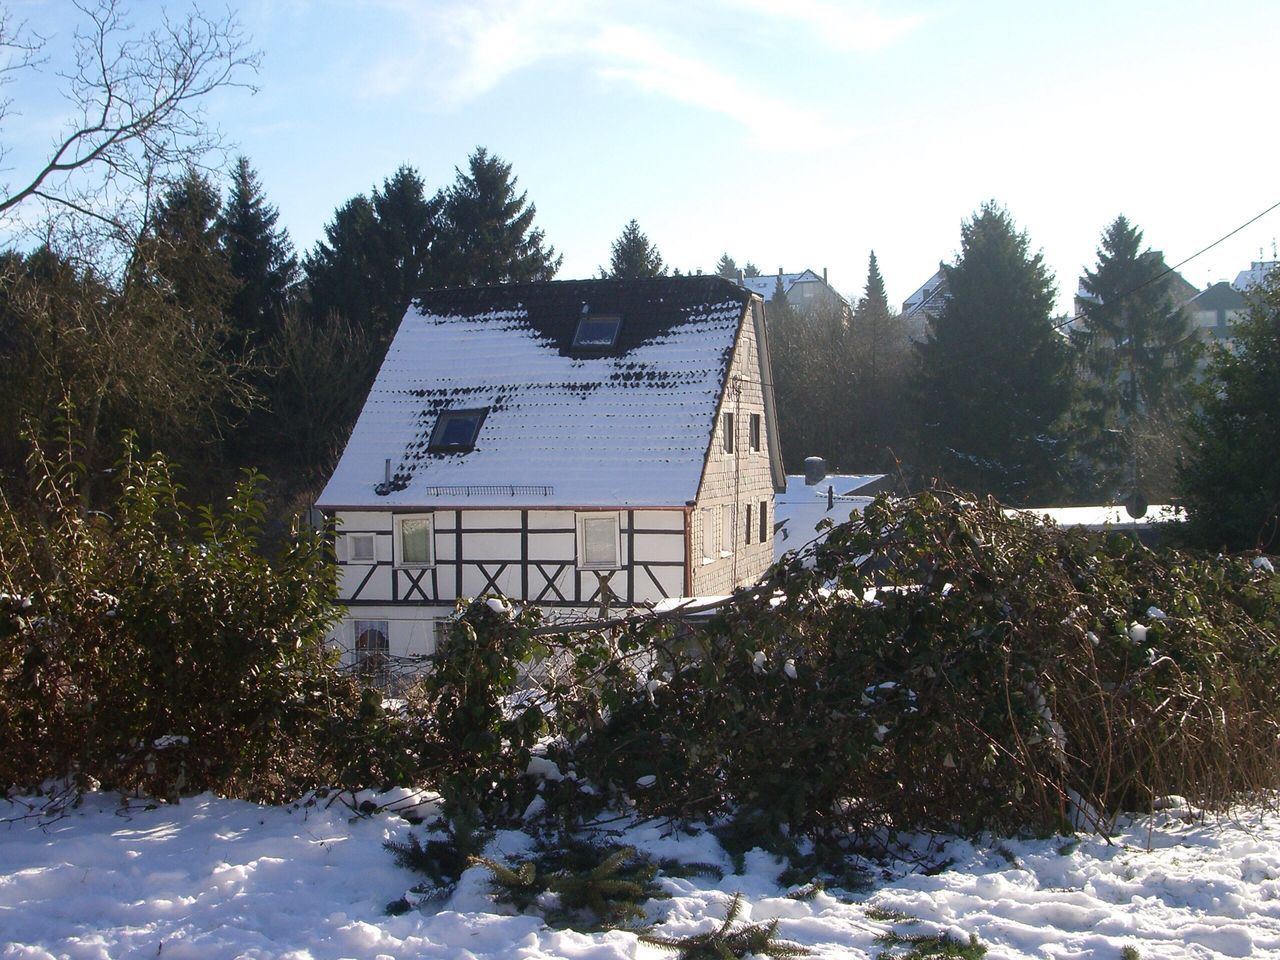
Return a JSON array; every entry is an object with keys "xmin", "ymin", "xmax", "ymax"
[{"xmin": 691, "ymin": 300, "xmax": 776, "ymax": 595}]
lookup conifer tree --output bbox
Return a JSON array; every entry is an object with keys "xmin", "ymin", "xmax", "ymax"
[
  {"xmin": 848, "ymin": 250, "xmax": 911, "ymax": 468},
  {"xmin": 303, "ymin": 166, "xmax": 441, "ymax": 345},
  {"xmin": 601, "ymin": 219, "xmax": 665, "ymax": 279},
  {"xmin": 139, "ymin": 168, "xmax": 234, "ymax": 320},
  {"xmin": 219, "ymin": 157, "xmax": 298, "ymax": 355},
  {"xmin": 435, "ymin": 148, "xmax": 561, "ymax": 286},
  {"xmin": 715, "ymin": 253, "xmax": 739, "ymax": 279},
  {"xmin": 1178, "ymin": 273, "xmax": 1280, "ymax": 551},
  {"xmin": 743, "ymin": 262, "xmax": 762, "ymax": 278},
  {"xmin": 915, "ymin": 202, "xmax": 1071, "ymax": 504},
  {"xmin": 1071, "ymin": 215, "xmax": 1199, "ymax": 498}
]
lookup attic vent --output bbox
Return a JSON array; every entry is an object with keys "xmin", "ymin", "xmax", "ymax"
[{"xmin": 573, "ymin": 312, "xmax": 621, "ymax": 350}]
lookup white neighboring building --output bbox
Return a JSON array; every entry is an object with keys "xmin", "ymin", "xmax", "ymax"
[
  {"xmin": 772, "ymin": 470, "xmax": 891, "ymax": 561},
  {"xmin": 738, "ymin": 268, "xmax": 846, "ymax": 313},
  {"xmin": 315, "ymin": 276, "xmax": 786, "ymax": 677}
]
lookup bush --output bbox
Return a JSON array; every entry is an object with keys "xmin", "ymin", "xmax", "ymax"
[
  {"xmin": 0, "ymin": 430, "xmax": 410, "ymax": 801},
  {"xmin": 568, "ymin": 491, "xmax": 1280, "ymax": 837}
]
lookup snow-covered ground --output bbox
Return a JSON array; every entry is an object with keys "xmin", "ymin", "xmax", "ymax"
[{"xmin": 2, "ymin": 789, "xmax": 1278, "ymax": 959}]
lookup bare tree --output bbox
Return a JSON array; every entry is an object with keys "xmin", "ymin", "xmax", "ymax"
[{"xmin": 0, "ymin": 0, "xmax": 258, "ymax": 255}]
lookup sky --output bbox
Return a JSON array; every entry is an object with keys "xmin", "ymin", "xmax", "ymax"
[{"xmin": 3, "ymin": 0, "xmax": 1280, "ymax": 314}]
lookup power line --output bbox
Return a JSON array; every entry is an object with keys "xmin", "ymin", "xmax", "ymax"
[{"xmin": 1049, "ymin": 197, "xmax": 1280, "ymax": 336}]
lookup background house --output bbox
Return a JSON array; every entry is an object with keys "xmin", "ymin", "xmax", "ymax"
[
  {"xmin": 739, "ymin": 268, "xmax": 847, "ymax": 313},
  {"xmin": 316, "ymin": 276, "xmax": 785, "ymax": 679}
]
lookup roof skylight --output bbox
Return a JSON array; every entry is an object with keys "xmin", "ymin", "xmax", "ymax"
[
  {"xmin": 427, "ymin": 407, "xmax": 488, "ymax": 453},
  {"xmin": 573, "ymin": 313, "xmax": 621, "ymax": 350}
]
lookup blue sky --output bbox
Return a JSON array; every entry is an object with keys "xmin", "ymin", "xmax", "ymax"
[{"xmin": 6, "ymin": 0, "xmax": 1280, "ymax": 312}]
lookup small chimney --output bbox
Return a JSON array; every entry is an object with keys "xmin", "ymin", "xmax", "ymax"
[
  {"xmin": 804, "ymin": 456, "xmax": 827, "ymax": 486},
  {"xmin": 737, "ymin": 268, "xmax": 745, "ymax": 286},
  {"xmin": 827, "ymin": 484, "xmax": 834, "ymax": 509},
  {"xmin": 384, "ymin": 458, "xmax": 392, "ymax": 485},
  {"xmin": 823, "ymin": 267, "xmax": 828, "ymax": 284}
]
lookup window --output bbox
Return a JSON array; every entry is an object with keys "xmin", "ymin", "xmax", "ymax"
[
  {"xmin": 395, "ymin": 514, "xmax": 434, "ymax": 567},
  {"xmin": 745, "ymin": 503, "xmax": 753, "ymax": 545},
  {"xmin": 722, "ymin": 412, "xmax": 734, "ymax": 454},
  {"xmin": 750, "ymin": 413, "xmax": 761, "ymax": 452},
  {"xmin": 759, "ymin": 500, "xmax": 768, "ymax": 544},
  {"xmin": 347, "ymin": 532, "xmax": 376, "ymax": 563},
  {"xmin": 722, "ymin": 504, "xmax": 736, "ymax": 556},
  {"xmin": 428, "ymin": 408, "xmax": 488, "ymax": 453},
  {"xmin": 573, "ymin": 313, "xmax": 621, "ymax": 349},
  {"xmin": 354, "ymin": 619, "xmax": 389, "ymax": 685},
  {"xmin": 701, "ymin": 505, "xmax": 720, "ymax": 562},
  {"xmin": 577, "ymin": 512, "xmax": 621, "ymax": 569}
]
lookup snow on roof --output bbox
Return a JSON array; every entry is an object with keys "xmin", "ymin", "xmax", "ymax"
[
  {"xmin": 317, "ymin": 277, "xmax": 754, "ymax": 510},
  {"xmin": 1010, "ymin": 504, "xmax": 1185, "ymax": 529},
  {"xmin": 738, "ymin": 270, "xmax": 825, "ymax": 302},
  {"xmin": 773, "ymin": 474, "xmax": 884, "ymax": 560},
  {"xmin": 1234, "ymin": 260, "xmax": 1280, "ymax": 291}
]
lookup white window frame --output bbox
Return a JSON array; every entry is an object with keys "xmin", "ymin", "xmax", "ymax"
[
  {"xmin": 394, "ymin": 513, "xmax": 435, "ymax": 568},
  {"xmin": 701, "ymin": 505, "xmax": 720, "ymax": 563},
  {"xmin": 347, "ymin": 532, "xmax": 376, "ymax": 563},
  {"xmin": 576, "ymin": 512, "xmax": 622, "ymax": 570}
]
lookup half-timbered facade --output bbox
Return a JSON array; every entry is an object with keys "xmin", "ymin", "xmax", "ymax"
[{"xmin": 315, "ymin": 276, "xmax": 785, "ymax": 673}]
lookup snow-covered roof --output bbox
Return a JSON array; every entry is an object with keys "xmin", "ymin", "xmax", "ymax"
[
  {"xmin": 902, "ymin": 268, "xmax": 947, "ymax": 318},
  {"xmin": 738, "ymin": 270, "xmax": 826, "ymax": 303},
  {"xmin": 773, "ymin": 474, "xmax": 886, "ymax": 560},
  {"xmin": 1010, "ymin": 504, "xmax": 1185, "ymax": 529},
  {"xmin": 317, "ymin": 277, "xmax": 759, "ymax": 510},
  {"xmin": 1234, "ymin": 260, "xmax": 1279, "ymax": 291}
]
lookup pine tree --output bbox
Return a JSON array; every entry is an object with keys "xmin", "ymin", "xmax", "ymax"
[
  {"xmin": 601, "ymin": 219, "xmax": 665, "ymax": 279},
  {"xmin": 219, "ymin": 157, "xmax": 298, "ymax": 356},
  {"xmin": 915, "ymin": 202, "xmax": 1071, "ymax": 504},
  {"xmin": 1178, "ymin": 273, "xmax": 1280, "ymax": 551},
  {"xmin": 139, "ymin": 167, "xmax": 234, "ymax": 319},
  {"xmin": 303, "ymin": 166, "xmax": 441, "ymax": 345},
  {"xmin": 715, "ymin": 253, "xmax": 739, "ymax": 279},
  {"xmin": 743, "ymin": 262, "xmax": 762, "ymax": 278},
  {"xmin": 1071, "ymin": 215, "xmax": 1199, "ymax": 498},
  {"xmin": 848, "ymin": 250, "xmax": 911, "ymax": 468},
  {"xmin": 436, "ymin": 147, "xmax": 561, "ymax": 286}
]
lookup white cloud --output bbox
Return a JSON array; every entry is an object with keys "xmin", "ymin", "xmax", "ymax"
[
  {"xmin": 722, "ymin": 0, "xmax": 925, "ymax": 51},
  {"xmin": 355, "ymin": 0, "xmax": 865, "ymax": 148}
]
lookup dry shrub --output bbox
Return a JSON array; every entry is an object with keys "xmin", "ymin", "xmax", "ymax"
[{"xmin": 568, "ymin": 491, "xmax": 1280, "ymax": 836}]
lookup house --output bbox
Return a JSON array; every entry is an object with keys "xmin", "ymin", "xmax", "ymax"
[
  {"xmin": 900, "ymin": 266, "xmax": 946, "ymax": 341},
  {"xmin": 772, "ymin": 460, "xmax": 892, "ymax": 560},
  {"xmin": 1186, "ymin": 261, "xmax": 1278, "ymax": 350},
  {"xmin": 738, "ymin": 268, "xmax": 847, "ymax": 313},
  {"xmin": 315, "ymin": 276, "xmax": 786, "ymax": 677}
]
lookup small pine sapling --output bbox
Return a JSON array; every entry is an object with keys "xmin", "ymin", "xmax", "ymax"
[
  {"xmin": 875, "ymin": 930, "xmax": 987, "ymax": 960},
  {"xmin": 641, "ymin": 892, "xmax": 811, "ymax": 959}
]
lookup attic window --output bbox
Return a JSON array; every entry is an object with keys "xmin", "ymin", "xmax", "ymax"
[
  {"xmin": 573, "ymin": 313, "xmax": 621, "ymax": 350},
  {"xmin": 428, "ymin": 408, "xmax": 488, "ymax": 453}
]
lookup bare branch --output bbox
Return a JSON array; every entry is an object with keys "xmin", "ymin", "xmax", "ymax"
[{"xmin": 0, "ymin": 0, "xmax": 259, "ymax": 250}]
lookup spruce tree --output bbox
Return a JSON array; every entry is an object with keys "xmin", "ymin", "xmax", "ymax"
[
  {"xmin": 848, "ymin": 250, "xmax": 911, "ymax": 469},
  {"xmin": 1178, "ymin": 273, "xmax": 1280, "ymax": 551},
  {"xmin": 139, "ymin": 168, "xmax": 234, "ymax": 320},
  {"xmin": 715, "ymin": 253, "xmax": 739, "ymax": 279},
  {"xmin": 219, "ymin": 157, "xmax": 298, "ymax": 356},
  {"xmin": 601, "ymin": 219, "xmax": 665, "ymax": 279},
  {"xmin": 743, "ymin": 262, "xmax": 761, "ymax": 278},
  {"xmin": 436, "ymin": 147, "xmax": 561, "ymax": 286},
  {"xmin": 915, "ymin": 202, "xmax": 1071, "ymax": 504},
  {"xmin": 303, "ymin": 166, "xmax": 441, "ymax": 346},
  {"xmin": 1071, "ymin": 215, "xmax": 1199, "ymax": 498}
]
